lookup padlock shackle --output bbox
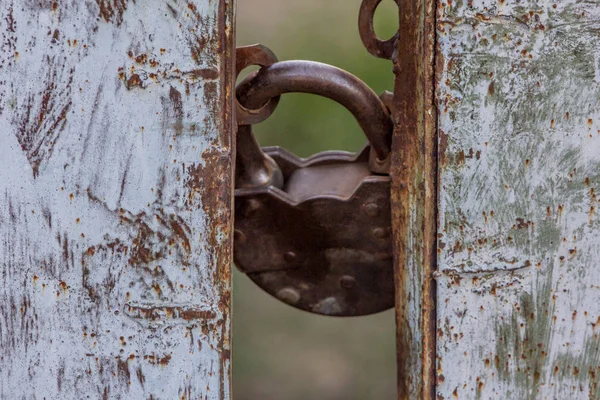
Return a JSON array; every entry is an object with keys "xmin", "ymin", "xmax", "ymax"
[{"xmin": 236, "ymin": 60, "xmax": 393, "ymax": 161}]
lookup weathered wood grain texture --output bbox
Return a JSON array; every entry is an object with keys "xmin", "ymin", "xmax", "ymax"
[
  {"xmin": 393, "ymin": 0, "xmax": 437, "ymax": 398},
  {"xmin": 437, "ymin": 1, "xmax": 600, "ymax": 398},
  {"xmin": 0, "ymin": 1, "xmax": 233, "ymax": 398}
]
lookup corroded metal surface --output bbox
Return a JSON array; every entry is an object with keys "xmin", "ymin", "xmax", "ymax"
[
  {"xmin": 437, "ymin": 1, "xmax": 600, "ymax": 398},
  {"xmin": 359, "ymin": 0, "xmax": 400, "ymax": 60},
  {"xmin": 392, "ymin": 0, "xmax": 437, "ymax": 398},
  {"xmin": 233, "ymin": 54, "xmax": 394, "ymax": 316},
  {"xmin": 235, "ymin": 146, "xmax": 394, "ymax": 316},
  {"xmin": 0, "ymin": 1, "xmax": 233, "ymax": 398},
  {"xmin": 235, "ymin": 45, "xmax": 280, "ymax": 126},
  {"xmin": 237, "ymin": 59, "xmax": 393, "ymax": 161}
]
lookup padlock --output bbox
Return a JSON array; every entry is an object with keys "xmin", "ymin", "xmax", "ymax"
[{"xmin": 234, "ymin": 46, "xmax": 394, "ymax": 317}]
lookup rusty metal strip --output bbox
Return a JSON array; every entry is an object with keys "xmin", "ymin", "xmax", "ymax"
[
  {"xmin": 392, "ymin": 0, "xmax": 437, "ymax": 398},
  {"xmin": 218, "ymin": 0, "xmax": 235, "ymax": 397}
]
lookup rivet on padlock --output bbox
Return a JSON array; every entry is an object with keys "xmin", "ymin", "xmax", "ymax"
[{"xmin": 233, "ymin": 45, "xmax": 395, "ymax": 317}]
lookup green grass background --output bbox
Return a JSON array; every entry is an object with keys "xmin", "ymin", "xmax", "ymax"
[{"xmin": 234, "ymin": 1, "xmax": 398, "ymax": 399}]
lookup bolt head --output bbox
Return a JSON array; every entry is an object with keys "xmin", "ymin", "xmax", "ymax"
[
  {"xmin": 234, "ymin": 229, "xmax": 247, "ymax": 244},
  {"xmin": 339, "ymin": 275, "xmax": 357, "ymax": 289},
  {"xmin": 364, "ymin": 202, "xmax": 380, "ymax": 217},
  {"xmin": 284, "ymin": 251, "xmax": 297, "ymax": 263},
  {"xmin": 277, "ymin": 287, "xmax": 301, "ymax": 305},
  {"xmin": 244, "ymin": 199, "xmax": 262, "ymax": 216},
  {"xmin": 372, "ymin": 227, "xmax": 389, "ymax": 239},
  {"xmin": 312, "ymin": 297, "xmax": 343, "ymax": 315}
]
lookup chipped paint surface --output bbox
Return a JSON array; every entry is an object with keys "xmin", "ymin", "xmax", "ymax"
[
  {"xmin": 437, "ymin": 1, "xmax": 600, "ymax": 398},
  {"xmin": 0, "ymin": 0, "xmax": 233, "ymax": 398}
]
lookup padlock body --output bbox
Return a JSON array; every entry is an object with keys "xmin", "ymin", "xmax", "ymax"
[{"xmin": 234, "ymin": 146, "xmax": 394, "ymax": 316}]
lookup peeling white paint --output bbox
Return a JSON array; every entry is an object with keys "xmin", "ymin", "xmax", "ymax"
[
  {"xmin": 437, "ymin": 1, "xmax": 600, "ymax": 398},
  {"xmin": 0, "ymin": 1, "xmax": 233, "ymax": 399}
]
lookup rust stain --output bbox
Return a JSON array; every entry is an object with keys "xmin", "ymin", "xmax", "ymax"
[
  {"xmin": 203, "ymin": 81, "xmax": 220, "ymax": 122},
  {"xmin": 116, "ymin": 357, "xmax": 131, "ymax": 383},
  {"xmin": 121, "ymin": 60, "xmax": 217, "ymax": 91},
  {"xmin": 15, "ymin": 59, "xmax": 74, "ymax": 177},
  {"xmin": 158, "ymin": 354, "xmax": 171, "ymax": 365},
  {"xmin": 81, "ymin": 205, "xmax": 196, "ymax": 306},
  {"xmin": 136, "ymin": 367, "xmax": 145, "ymax": 387},
  {"xmin": 2, "ymin": 4, "xmax": 17, "ymax": 77},
  {"xmin": 58, "ymin": 281, "xmax": 68, "ymax": 292},
  {"xmin": 456, "ymin": 150, "xmax": 465, "ymax": 165},
  {"xmin": 125, "ymin": 73, "xmax": 143, "ymax": 90},
  {"xmin": 186, "ymin": 68, "xmax": 220, "ymax": 80},
  {"xmin": 124, "ymin": 304, "xmax": 216, "ymax": 322},
  {"xmin": 188, "ymin": 30, "xmax": 212, "ymax": 66},
  {"xmin": 116, "ymin": 209, "xmax": 192, "ymax": 269},
  {"xmin": 169, "ymin": 217, "xmax": 190, "ymax": 252},
  {"xmin": 185, "ymin": 148, "xmax": 232, "ymax": 286},
  {"xmin": 134, "ymin": 53, "xmax": 148, "ymax": 65},
  {"xmin": 96, "ymin": 0, "xmax": 131, "ymax": 26},
  {"xmin": 514, "ymin": 218, "xmax": 532, "ymax": 229},
  {"xmin": 439, "ymin": 130, "xmax": 449, "ymax": 167},
  {"xmin": 162, "ymin": 86, "xmax": 184, "ymax": 136},
  {"xmin": 163, "ymin": 1, "xmax": 222, "ymax": 72},
  {"xmin": 143, "ymin": 353, "xmax": 172, "ymax": 365}
]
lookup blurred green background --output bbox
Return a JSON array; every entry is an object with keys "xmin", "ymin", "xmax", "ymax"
[{"xmin": 234, "ymin": 1, "xmax": 398, "ymax": 399}]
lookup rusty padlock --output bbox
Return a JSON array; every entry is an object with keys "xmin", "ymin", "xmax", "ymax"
[{"xmin": 233, "ymin": 45, "xmax": 394, "ymax": 317}]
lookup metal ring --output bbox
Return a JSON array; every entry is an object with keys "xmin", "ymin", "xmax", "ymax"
[
  {"xmin": 236, "ymin": 60, "xmax": 392, "ymax": 160},
  {"xmin": 358, "ymin": 0, "xmax": 399, "ymax": 60},
  {"xmin": 235, "ymin": 45, "xmax": 281, "ymax": 125},
  {"xmin": 236, "ymin": 71, "xmax": 280, "ymax": 125}
]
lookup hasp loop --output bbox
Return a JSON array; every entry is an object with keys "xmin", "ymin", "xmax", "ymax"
[
  {"xmin": 235, "ymin": 44, "xmax": 281, "ymax": 126},
  {"xmin": 358, "ymin": 0, "xmax": 399, "ymax": 60}
]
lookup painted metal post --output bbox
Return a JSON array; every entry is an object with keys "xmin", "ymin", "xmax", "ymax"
[
  {"xmin": 0, "ymin": 1, "xmax": 233, "ymax": 398},
  {"xmin": 436, "ymin": 1, "xmax": 600, "ymax": 399}
]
